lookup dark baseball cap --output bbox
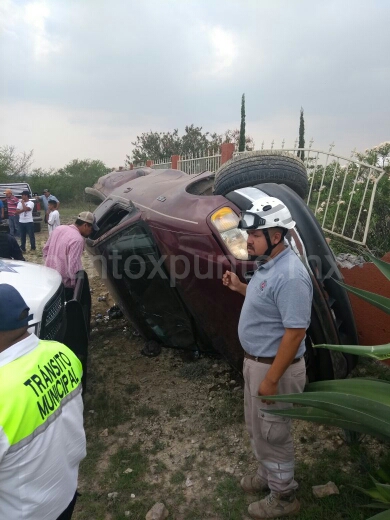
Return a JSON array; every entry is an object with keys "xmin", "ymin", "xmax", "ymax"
[
  {"xmin": 21, "ymin": 190, "xmax": 30, "ymax": 196},
  {"xmin": 0, "ymin": 284, "xmax": 33, "ymax": 331}
]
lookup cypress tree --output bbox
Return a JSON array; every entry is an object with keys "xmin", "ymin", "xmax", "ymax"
[
  {"xmin": 239, "ymin": 94, "xmax": 246, "ymax": 152},
  {"xmin": 297, "ymin": 107, "xmax": 305, "ymax": 161}
]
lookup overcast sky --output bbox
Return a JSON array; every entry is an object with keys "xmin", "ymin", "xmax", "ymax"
[{"xmin": 1, "ymin": 0, "xmax": 389, "ymax": 170}]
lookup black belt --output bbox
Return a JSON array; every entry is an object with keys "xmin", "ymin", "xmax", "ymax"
[{"xmin": 244, "ymin": 352, "xmax": 303, "ymax": 365}]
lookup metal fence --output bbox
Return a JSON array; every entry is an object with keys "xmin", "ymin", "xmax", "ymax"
[
  {"xmin": 147, "ymin": 139, "xmax": 386, "ymax": 246},
  {"xmin": 234, "ymin": 146, "xmax": 386, "ymax": 246},
  {"xmin": 151, "ymin": 159, "xmax": 172, "ymax": 170},
  {"xmin": 178, "ymin": 151, "xmax": 221, "ymax": 175}
]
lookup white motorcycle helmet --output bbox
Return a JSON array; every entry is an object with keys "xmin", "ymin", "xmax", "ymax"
[
  {"xmin": 238, "ymin": 196, "xmax": 295, "ymax": 231},
  {"xmin": 238, "ymin": 196, "xmax": 296, "ymax": 257}
]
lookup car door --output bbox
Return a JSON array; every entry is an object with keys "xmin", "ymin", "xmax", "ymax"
[{"xmin": 104, "ymin": 222, "xmax": 197, "ymax": 349}]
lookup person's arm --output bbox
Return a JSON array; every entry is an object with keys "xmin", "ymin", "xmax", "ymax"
[
  {"xmin": 0, "ymin": 202, "xmax": 4, "ymax": 219},
  {"xmin": 222, "ymin": 270, "xmax": 247, "ymax": 296},
  {"xmin": 47, "ymin": 210, "xmax": 54, "ymax": 227},
  {"xmin": 42, "ymin": 234, "xmax": 52, "ymax": 259},
  {"xmin": 259, "ymin": 328, "xmax": 306, "ymax": 403},
  {"xmin": 16, "ymin": 200, "xmax": 32, "ymax": 214},
  {"xmin": 67, "ymin": 239, "xmax": 85, "ymax": 286}
]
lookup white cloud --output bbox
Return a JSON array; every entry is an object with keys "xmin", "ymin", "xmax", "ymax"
[
  {"xmin": 0, "ymin": 0, "xmax": 389, "ymax": 168},
  {"xmin": 192, "ymin": 25, "xmax": 239, "ymax": 79},
  {"xmin": 0, "ymin": 101, "xmax": 142, "ymax": 169},
  {"xmin": 208, "ymin": 26, "xmax": 238, "ymax": 74},
  {"xmin": 23, "ymin": 1, "xmax": 61, "ymax": 59}
]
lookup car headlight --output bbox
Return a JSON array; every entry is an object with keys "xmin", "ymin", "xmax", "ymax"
[{"xmin": 211, "ymin": 207, "xmax": 248, "ymax": 260}]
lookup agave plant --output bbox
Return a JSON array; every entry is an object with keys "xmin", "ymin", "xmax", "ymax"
[{"xmin": 262, "ymin": 252, "xmax": 390, "ymax": 519}]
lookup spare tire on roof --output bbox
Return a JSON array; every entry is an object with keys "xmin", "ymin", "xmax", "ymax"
[{"xmin": 213, "ymin": 151, "xmax": 309, "ymax": 199}]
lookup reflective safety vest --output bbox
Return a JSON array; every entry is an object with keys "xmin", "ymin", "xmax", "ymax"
[{"xmin": 0, "ymin": 340, "xmax": 83, "ymax": 454}]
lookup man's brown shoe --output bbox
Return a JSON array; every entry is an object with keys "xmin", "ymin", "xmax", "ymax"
[
  {"xmin": 248, "ymin": 491, "xmax": 300, "ymax": 518},
  {"xmin": 240, "ymin": 473, "xmax": 269, "ymax": 494}
]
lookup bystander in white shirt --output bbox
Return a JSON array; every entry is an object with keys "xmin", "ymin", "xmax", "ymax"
[
  {"xmin": 48, "ymin": 209, "xmax": 60, "ymax": 235},
  {"xmin": 16, "ymin": 200, "xmax": 34, "ymax": 223}
]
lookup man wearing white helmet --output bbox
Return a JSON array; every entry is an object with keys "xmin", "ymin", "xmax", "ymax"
[{"xmin": 223, "ymin": 196, "xmax": 313, "ymax": 519}]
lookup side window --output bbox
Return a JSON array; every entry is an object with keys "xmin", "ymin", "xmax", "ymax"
[{"xmin": 106, "ymin": 224, "xmax": 195, "ymax": 348}]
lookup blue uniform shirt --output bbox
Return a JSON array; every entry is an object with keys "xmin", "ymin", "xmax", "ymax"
[
  {"xmin": 238, "ymin": 247, "xmax": 313, "ymax": 358},
  {"xmin": 39, "ymin": 194, "xmax": 59, "ymax": 212}
]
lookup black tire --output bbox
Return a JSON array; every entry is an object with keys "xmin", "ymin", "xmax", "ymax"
[
  {"xmin": 33, "ymin": 222, "xmax": 41, "ymax": 233},
  {"xmin": 213, "ymin": 151, "xmax": 309, "ymax": 199}
]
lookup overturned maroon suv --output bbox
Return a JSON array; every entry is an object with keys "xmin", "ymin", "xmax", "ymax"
[{"xmin": 85, "ymin": 151, "xmax": 358, "ymax": 381}]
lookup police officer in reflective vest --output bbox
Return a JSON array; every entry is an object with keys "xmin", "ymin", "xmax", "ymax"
[{"xmin": 0, "ymin": 284, "xmax": 86, "ymax": 520}]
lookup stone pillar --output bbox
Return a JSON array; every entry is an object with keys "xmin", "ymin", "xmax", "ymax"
[
  {"xmin": 171, "ymin": 155, "xmax": 180, "ymax": 169},
  {"xmin": 220, "ymin": 143, "xmax": 235, "ymax": 164},
  {"xmin": 146, "ymin": 160, "xmax": 153, "ymax": 167}
]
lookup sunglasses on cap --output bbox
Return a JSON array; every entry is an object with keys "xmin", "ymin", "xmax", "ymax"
[{"xmin": 237, "ymin": 211, "xmax": 266, "ymax": 230}]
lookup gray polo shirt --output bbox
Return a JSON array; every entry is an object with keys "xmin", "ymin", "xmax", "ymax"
[
  {"xmin": 238, "ymin": 247, "xmax": 313, "ymax": 358},
  {"xmin": 39, "ymin": 194, "xmax": 59, "ymax": 212}
]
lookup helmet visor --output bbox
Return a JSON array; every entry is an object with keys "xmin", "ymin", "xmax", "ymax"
[{"xmin": 237, "ymin": 211, "xmax": 266, "ymax": 230}]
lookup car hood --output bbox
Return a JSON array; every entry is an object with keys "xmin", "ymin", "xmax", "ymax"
[{"xmin": 0, "ymin": 259, "xmax": 62, "ymax": 330}]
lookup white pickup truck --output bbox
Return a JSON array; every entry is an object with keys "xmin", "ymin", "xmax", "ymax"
[
  {"xmin": 0, "ymin": 259, "xmax": 91, "ymax": 389},
  {"xmin": 0, "ymin": 182, "xmax": 43, "ymax": 232}
]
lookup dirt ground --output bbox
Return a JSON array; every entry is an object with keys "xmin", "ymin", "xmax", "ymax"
[{"xmin": 26, "ymin": 224, "xmax": 388, "ymax": 520}]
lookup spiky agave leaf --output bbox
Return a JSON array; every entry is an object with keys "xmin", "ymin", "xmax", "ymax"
[
  {"xmin": 306, "ymin": 379, "xmax": 390, "ymax": 403},
  {"xmin": 335, "ymin": 280, "xmax": 390, "ymax": 315},
  {"xmin": 258, "ymin": 388, "xmax": 390, "ymax": 439},
  {"xmin": 363, "ymin": 252, "xmax": 390, "ymax": 282},
  {"xmin": 268, "ymin": 406, "xmax": 387, "ymax": 438},
  {"xmin": 364, "ymin": 509, "xmax": 390, "ymax": 520},
  {"xmin": 314, "ymin": 343, "xmax": 390, "ymax": 360}
]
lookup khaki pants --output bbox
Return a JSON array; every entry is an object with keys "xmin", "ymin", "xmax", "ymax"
[{"xmin": 243, "ymin": 357, "xmax": 306, "ymax": 494}]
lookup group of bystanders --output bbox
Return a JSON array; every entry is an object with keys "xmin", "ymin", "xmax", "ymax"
[{"xmin": 0, "ymin": 187, "xmax": 61, "ymax": 259}]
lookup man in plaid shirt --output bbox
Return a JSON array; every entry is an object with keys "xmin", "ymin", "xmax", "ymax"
[
  {"xmin": 3, "ymin": 189, "xmax": 21, "ymax": 237},
  {"xmin": 43, "ymin": 211, "xmax": 98, "ymax": 300}
]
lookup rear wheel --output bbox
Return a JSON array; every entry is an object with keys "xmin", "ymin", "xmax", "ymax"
[{"xmin": 213, "ymin": 151, "xmax": 309, "ymax": 199}]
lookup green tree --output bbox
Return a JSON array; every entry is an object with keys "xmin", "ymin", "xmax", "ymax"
[
  {"xmin": 127, "ymin": 123, "xmax": 256, "ymax": 165},
  {"xmin": 180, "ymin": 125, "xmax": 213, "ymax": 156},
  {"xmin": 128, "ymin": 129, "xmax": 182, "ymax": 165},
  {"xmin": 128, "ymin": 126, "xmax": 219, "ymax": 165},
  {"xmin": 0, "ymin": 145, "xmax": 33, "ymax": 181},
  {"xmin": 238, "ymin": 94, "xmax": 246, "ymax": 152},
  {"xmin": 56, "ymin": 159, "xmax": 110, "ymax": 202},
  {"xmin": 297, "ymin": 107, "xmax": 305, "ymax": 161},
  {"xmin": 224, "ymin": 128, "xmax": 255, "ymax": 151},
  {"xmin": 28, "ymin": 159, "xmax": 110, "ymax": 203}
]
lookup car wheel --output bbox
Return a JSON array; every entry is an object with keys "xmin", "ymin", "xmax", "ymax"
[
  {"xmin": 34, "ymin": 223, "xmax": 41, "ymax": 232},
  {"xmin": 213, "ymin": 151, "xmax": 309, "ymax": 199}
]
